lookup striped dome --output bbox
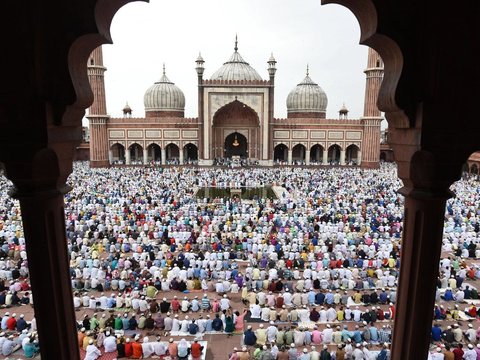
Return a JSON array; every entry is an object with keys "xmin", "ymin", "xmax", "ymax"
[
  {"xmin": 144, "ymin": 66, "xmax": 185, "ymax": 112},
  {"xmin": 286, "ymin": 70, "xmax": 328, "ymax": 114}
]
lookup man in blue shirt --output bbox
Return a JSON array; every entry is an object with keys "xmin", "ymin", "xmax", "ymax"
[
  {"xmin": 431, "ymin": 323, "xmax": 442, "ymax": 342},
  {"xmin": 244, "ymin": 325, "xmax": 257, "ymax": 346},
  {"xmin": 212, "ymin": 314, "xmax": 223, "ymax": 331},
  {"xmin": 442, "ymin": 288, "xmax": 454, "ymax": 301},
  {"xmin": 377, "ymin": 343, "xmax": 389, "ymax": 360}
]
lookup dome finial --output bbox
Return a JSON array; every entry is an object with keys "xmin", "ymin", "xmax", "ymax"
[
  {"xmin": 163, "ymin": 63, "xmax": 166, "ymax": 76},
  {"xmin": 234, "ymin": 34, "xmax": 238, "ymax": 52},
  {"xmin": 306, "ymin": 64, "xmax": 309, "ymax": 76}
]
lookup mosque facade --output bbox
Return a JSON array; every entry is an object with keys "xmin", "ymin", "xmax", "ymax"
[{"xmin": 86, "ymin": 41, "xmax": 384, "ymax": 168}]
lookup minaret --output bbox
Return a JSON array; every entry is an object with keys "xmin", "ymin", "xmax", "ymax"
[
  {"xmin": 195, "ymin": 52, "xmax": 205, "ymax": 162},
  {"xmin": 361, "ymin": 48, "xmax": 384, "ymax": 168},
  {"xmin": 267, "ymin": 53, "xmax": 277, "ymax": 164},
  {"xmin": 86, "ymin": 46, "xmax": 110, "ymax": 167}
]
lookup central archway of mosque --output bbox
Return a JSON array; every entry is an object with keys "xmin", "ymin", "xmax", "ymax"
[
  {"xmin": 225, "ymin": 131, "xmax": 247, "ymax": 158},
  {"xmin": 211, "ymin": 100, "xmax": 260, "ymax": 160}
]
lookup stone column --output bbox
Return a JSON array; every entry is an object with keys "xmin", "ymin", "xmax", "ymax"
[
  {"xmin": 323, "ymin": 150, "xmax": 328, "ymax": 165},
  {"xmin": 357, "ymin": 150, "xmax": 362, "ymax": 165},
  {"xmin": 179, "ymin": 147, "xmax": 184, "ymax": 165},
  {"xmin": 108, "ymin": 150, "xmax": 113, "ymax": 165},
  {"xmin": 5, "ymin": 156, "xmax": 80, "ymax": 360},
  {"xmin": 161, "ymin": 148, "xmax": 166, "ymax": 165},
  {"xmin": 287, "ymin": 149, "xmax": 293, "ymax": 165},
  {"xmin": 391, "ymin": 185, "xmax": 452, "ymax": 360},
  {"xmin": 340, "ymin": 149, "xmax": 346, "ymax": 165},
  {"xmin": 125, "ymin": 149, "xmax": 131, "ymax": 165},
  {"xmin": 305, "ymin": 149, "xmax": 310, "ymax": 165},
  {"xmin": 143, "ymin": 149, "xmax": 148, "ymax": 165}
]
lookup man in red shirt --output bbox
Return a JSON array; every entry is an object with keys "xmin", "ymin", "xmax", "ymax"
[
  {"xmin": 388, "ymin": 303, "xmax": 395, "ymax": 320},
  {"xmin": 168, "ymin": 338, "xmax": 178, "ymax": 358},
  {"xmin": 190, "ymin": 339, "xmax": 204, "ymax": 360},
  {"xmin": 124, "ymin": 338, "xmax": 133, "ymax": 358},
  {"xmin": 131, "ymin": 335, "xmax": 143, "ymax": 359},
  {"xmin": 275, "ymin": 295, "xmax": 284, "ymax": 308},
  {"xmin": 453, "ymin": 343, "xmax": 464, "ymax": 360},
  {"xmin": 6, "ymin": 313, "xmax": 16, "ymax": 330},
  {"xmin": 171, "ymin": 296, "xmax": 180, "ymax": 313}
]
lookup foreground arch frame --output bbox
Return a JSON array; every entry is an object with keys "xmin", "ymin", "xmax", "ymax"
[
  {"xmin": 0, "ymin": 1, "xmax": 479, "ymax": 359},
  {"xmin": 322, "ymin": 1, "xmax": 480, "ymax": 359},
  {"xmin": 0, "ymin": 0, "xmax": 147, "ymax": 358}
]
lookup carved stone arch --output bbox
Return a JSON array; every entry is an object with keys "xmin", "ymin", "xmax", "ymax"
[
  {"xmin": 321, "ymin": 0, "xmax": 408, "ymax": 129},
  {"xmin": 183, "ymin": 142, "xmax": 199, "ymax": 161},
  {"xmin": 146, "ymin": 142, "xmax": 162, "ymax": 163},
  {"xmin": 0, "ymin": 3, "xmax": 150, "ymax": 358},
  {"xmin": 471, "ymin": 163, "xmax": 479, "ymax": 174},
  {"xmin": 110, "ymin": 141, "xmax": 126, "ymax": 148},
  {"xmin": 274, "ymin": 141, "xmax": 289, "ymax": 149},
  {"xmin": 291, "ymin": 143, "xmax": 307, "ymax": 162},
  {"xmin": 309, "ymin": 143, "xmax": 325, "ymax": 163},
  {"xmin": 273, "ymin": 143, "xmax": 289, "ymax": 162},
  {"xmin": 345, "ymin": 143, "xmax": 360, "ymax": 164},
  {"xmin": 211, "ymin": 98, "xmax": 261, "ymax": 125},
  {"xmin": 127, "ymin": 141, "xmax": 143, "ymax": 149},
  {"xmin": 165, "ymin": 142, "xmax": 180, "ymax": 161},
  {"xmin": 327, "ymin": 142, "xmax": 343, "ymax": 151},
  {"xmin": 183, "ymin": 141, "xmax": 198, "ymax": 147},
  {"xmin": 145, "ymin": 141, "xmax": 161, "ymax": 149},
  {"xmin": 165, "ymin": 141, "xmax": 180, "ymax": 147},
  {"xmin": 345, "ymin": 141, "xmax": 360, "ymax": 149},
  {"xmin": 336, "ymin": 3, "xmax": 480, "ymax": 360},
  {"xmin": 290, "ymin": 141, "xmax": 308, "ymax": 148}
]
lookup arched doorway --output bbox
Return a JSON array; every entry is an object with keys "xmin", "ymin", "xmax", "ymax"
[
  {"xmin": 166, "ymin": 143, "xmax": 180, "ymax": 163},
  {"xmin": 184, "ymin": 143, "xmax": 198, "ymax": 162},
  {"xmin": 274, "ymin": 144, "xmax": 288, "ymax": 162},
  {"xmin": 129, "ymin": 143, "xmax": 143, "ymax": 164},
  {"xmin": 147, "ymin": 143, "xmax": 161, "ymax": 163},
  {"xmin": 380, "ymin": 151, "xmax": 387, "ymax": 161},
  {"xmin": 471, "ymin": 164, "xmax": 479, "ymax": 174},
  {"xmin": 224, "ymin": 132, "xmax": 247, "ymax": 158},
  {"xmin": 292, "ymin": 144, "xmax": 306, "ymax": 164},
  {"xmin": 110, "ymin": 143, "xmax": 125, "ymax": 164},
  {"xmin": 212, "ymin": 100, "xmax": 260, "ymax": 160},
  {"xmin": 346, "ymin": 144, "xmax": 360, "ymax": 165},
  {"xmin": 328, "ymin": 144, "xmax": 341, "ymax": 165},
  {"xmin": 310, "ymin": 144, "xmax": 324, "ymax": 164}
]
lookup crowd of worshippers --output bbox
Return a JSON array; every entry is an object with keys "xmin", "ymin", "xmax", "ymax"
[
  {"xmin": 1, "ymin": 163, "xmax": 480, "ymax": 359},
  {"xmin": 429, "ymin": 323, "xmax": 480, "ymax": 360},
  {"xmin": 73, "ymin": 295, "xmax": 396, "ymax": 332},
  {"xmin": 0, "ymin": 312, "xmax": 38, "ymax": 358},
  {"xmin": 78, "ymin": 328, "xmax": 205, "ymax": 360},
  {"xmin": 73, "ymin": 285, "xmax": 397, "ymax": 317},
  {"xmin": 427, "ymin": 343, "xmax": 480, "ymax": 360},
  {"xmin": 228, "ymin": 342, "xmax": 390, "ymax": 360}
]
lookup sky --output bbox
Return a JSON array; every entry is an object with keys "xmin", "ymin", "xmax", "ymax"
[{"xmin": 99, "ymin": 0, "xmax": 372, "ymax": 122}]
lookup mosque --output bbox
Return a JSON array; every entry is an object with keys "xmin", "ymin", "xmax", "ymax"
[{"xmin": 85, "ymin": 39, "xmax": 384, "ymax": 168}]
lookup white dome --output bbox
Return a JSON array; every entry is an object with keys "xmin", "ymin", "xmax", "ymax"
[
  {"xmin": 210, "ymin": 42, "xmax": 262, "ymax": 81},
  {"xmin": 144, "ymin": 67, "xmax": 185, "ymax": 112},
  {"xmin": 286, "ymin": 72, "xmax": 328, "ymax": 114}
]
